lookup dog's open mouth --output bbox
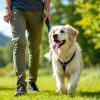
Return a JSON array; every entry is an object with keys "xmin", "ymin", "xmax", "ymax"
[{"xmin": 53, "ymin": 39, "xmax": 66, "ymax": 49}]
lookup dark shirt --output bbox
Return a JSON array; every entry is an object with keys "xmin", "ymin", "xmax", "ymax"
[{"xmin": 11, "ymin": 0, "xmax": 44, "ymax": 10}]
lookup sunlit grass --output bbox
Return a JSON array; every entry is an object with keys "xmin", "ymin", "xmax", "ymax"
[{"xmin": 0, "ymin": 67, "xmax": 100, "ymax": 100}]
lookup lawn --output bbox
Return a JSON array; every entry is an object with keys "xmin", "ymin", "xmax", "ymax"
[{"xmin": 0, "ymin": 67, "xmax": 100, "ymax": 100}]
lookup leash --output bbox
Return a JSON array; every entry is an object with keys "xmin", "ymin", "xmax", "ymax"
[{"xmin": 45, "ymin": 18, "xmax": 51, "ymax": 32}]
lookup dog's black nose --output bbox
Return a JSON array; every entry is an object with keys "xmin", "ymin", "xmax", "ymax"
[{"xmin": 53, "ymin": 34, "xmax": 58, "ymax": 39}]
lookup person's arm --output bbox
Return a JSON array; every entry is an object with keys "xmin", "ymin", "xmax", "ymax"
[
  {"xmin": 5, "ymin": 0, "xmax": 11, "ymax": 9},
  {"xmin": 3, "ymin": 0, "xmax": 12, "ymax": 23},
  {"xmin": 44, "ymin": 0, "xmax": 50, "ymax": 20}
]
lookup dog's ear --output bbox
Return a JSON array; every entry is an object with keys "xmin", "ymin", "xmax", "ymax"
[
  {"xmin": 49, "ymin": 26, "xmax": 56, "ymax": 43},
  {"xmin": 65, "ymin": 25, "xmax": 79, "ymax": 41}
]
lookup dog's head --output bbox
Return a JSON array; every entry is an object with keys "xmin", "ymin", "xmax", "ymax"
[{"xmin": 49, "ymin": 25, "xmax": 79, "ymax": 50}]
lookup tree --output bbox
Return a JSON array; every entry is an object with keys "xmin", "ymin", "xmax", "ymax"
[{"xmin": 75, "ymin": 0, "xmax": 100, "ymax": 64}]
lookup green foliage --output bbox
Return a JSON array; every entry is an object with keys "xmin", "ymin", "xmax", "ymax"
[
  {"xmin": 74, "ymin": 0, "xmax": 100, "ymax": 64},
  {"xmin": 0, "ymin": 63, "xmax": 13, "ymax": 76},
  {"xmin": 0, "ymin": 42, "xmax": 13, "ymax": 67}
]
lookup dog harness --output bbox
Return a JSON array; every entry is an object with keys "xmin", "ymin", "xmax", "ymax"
[{"xmin": 58, "ymin": 49, "xmax": 76, "ymax": 72}]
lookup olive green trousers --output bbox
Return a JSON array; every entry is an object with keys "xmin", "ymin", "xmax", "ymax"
[{"xmin": 10, "ymin": 9, "xmax": 44, "ymax": 86}]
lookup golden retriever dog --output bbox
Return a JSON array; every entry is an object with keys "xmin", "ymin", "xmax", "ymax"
[{"xmin": 45, "ymin": 25, "xmax": 83, "ymax": 95}]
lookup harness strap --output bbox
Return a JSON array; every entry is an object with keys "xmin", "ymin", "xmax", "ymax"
[{"xmin": 58, "ymin": 49, "xmax": 76, "ymax": 72}]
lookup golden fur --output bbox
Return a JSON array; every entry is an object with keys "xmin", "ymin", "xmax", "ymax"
[{"xmin": 45, "ymin": 25, "xmax": 83, "ymax": 95}]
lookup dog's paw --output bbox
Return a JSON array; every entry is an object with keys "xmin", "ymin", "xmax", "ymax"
[{"xmin": 67, "ymin": 89, "xmax": 75, "ymax": 95}]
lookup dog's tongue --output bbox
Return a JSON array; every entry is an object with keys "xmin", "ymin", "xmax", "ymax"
[{"xmin": 53, "ymin": 43, "xmax": 60, "ymax": 49}]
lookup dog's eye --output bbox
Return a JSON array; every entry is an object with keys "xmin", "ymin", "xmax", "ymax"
[{"xmin": 60, "ymin": 30, "xmax": 65, "ymax": 33}]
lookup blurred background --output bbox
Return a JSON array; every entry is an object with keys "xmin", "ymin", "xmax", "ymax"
[{"xmin": 0, "ymin": 0, "xmax": 100, "ymax": 76}]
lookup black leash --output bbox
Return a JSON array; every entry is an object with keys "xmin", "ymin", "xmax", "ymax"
[{"xmin": 45, "ymin": 18, "xmax": 51, "ymax": 32}]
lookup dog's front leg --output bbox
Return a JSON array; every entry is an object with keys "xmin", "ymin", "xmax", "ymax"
[
  {"xmin": 67, "ymin": 71, "xmax": 80, "ymax": 95},
  {"xmin": 55, "ymin": 74, "xmax": 67, "ymax": 94}
]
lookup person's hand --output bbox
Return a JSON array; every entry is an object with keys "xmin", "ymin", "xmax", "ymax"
[
  {"xmin": 3, "ymin": 7, "xmax": 12, "ymax": 23},
  {"xmin": 44, "ymin": 9, "xmax": 50, "ymax": 21}
]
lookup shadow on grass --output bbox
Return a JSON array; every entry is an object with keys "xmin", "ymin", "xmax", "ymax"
[
  {"xmin": 42, "ymin": 90, "xmax": 60, "ymax": 95},
  {"xmin": 79, "ymin": 91, "xmax": 100, "ymax": 98},
  {"xmin": 0, "ymin": 87, "xmax": 15, "ymax": 91},
  {"xmin": 26, "ymin": 90, "xmax": 61, "ymax": 97}
]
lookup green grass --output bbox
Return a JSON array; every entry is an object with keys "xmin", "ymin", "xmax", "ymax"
[{"xmin": 0, "ymin": 67, "xmax": 100, "ymax": 100}]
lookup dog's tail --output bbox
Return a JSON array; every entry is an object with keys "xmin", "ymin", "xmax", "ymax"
[{"xmin": 44, "ymin": 51, "xmax": 52, "ymax": 62}]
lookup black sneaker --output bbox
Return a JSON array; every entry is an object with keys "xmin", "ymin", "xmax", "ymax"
[
  {"xmin": 14, "ymin": 84, "xmax": 27, "ymax": 96},
  {"xmin": 29, "ymin": 83, "xmax": 39, "ymax": 92}
]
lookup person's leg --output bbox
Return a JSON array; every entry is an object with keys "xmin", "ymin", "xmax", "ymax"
[
  {"xmin": 10, "ymin": 9, "xmax": 27, "ymax": 87},
  {"xmin": 26, "ymin": 10, "xmax": 44, "ymax": 84}
]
